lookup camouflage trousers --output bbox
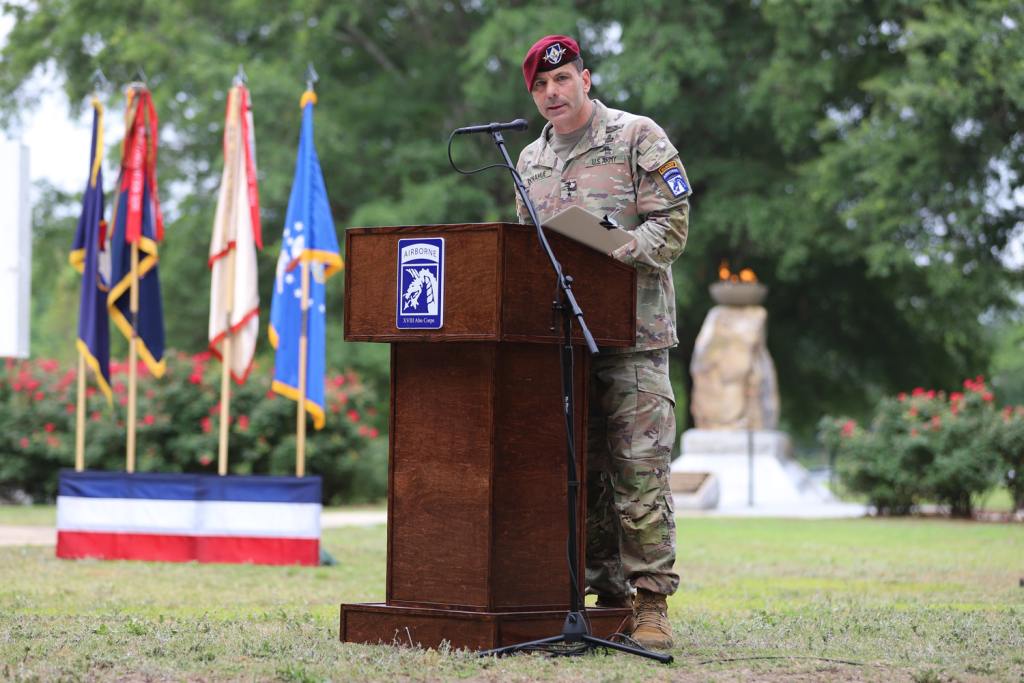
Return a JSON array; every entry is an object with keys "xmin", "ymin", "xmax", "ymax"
[{"xmin": 586, "ymin": 348, "xmax": 679, "ymax": 598}]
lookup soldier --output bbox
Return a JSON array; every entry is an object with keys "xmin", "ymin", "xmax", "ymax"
[{"xmin": 515, "ymin": 35, "xmax": 691, "ymax": 651}]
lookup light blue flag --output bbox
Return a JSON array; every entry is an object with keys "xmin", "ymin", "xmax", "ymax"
[{"xmin": 269, "ymin": 91, "xmax": 342, "ymax": 429}]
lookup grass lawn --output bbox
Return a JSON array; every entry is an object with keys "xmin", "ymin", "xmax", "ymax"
[
  {"xmin": 0, "ymin": 518, "xmax": 1021, "ymax": 681},
  {"xmin": 0, "ymin": 505, "xmax": 57, "ymax": 527}
]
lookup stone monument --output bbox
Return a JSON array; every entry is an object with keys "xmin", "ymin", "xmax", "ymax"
[
  {"xmin": 671, "ymin": 268, "xmax": 835, "ymax": 510},
  {"xmin": 690, "ymin": 281, "xmax": 779, "ymax": 431}
]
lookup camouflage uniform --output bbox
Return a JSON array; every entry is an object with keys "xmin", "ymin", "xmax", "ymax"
[{"xmin": 515, "ymin": 100, "xmax": 690, "ymax": 598}]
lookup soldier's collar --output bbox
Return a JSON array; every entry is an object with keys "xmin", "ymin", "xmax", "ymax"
[
  {"xmin": 536, "ymin": 99, "xmax": 608, "ymax": 168},
  {"xmin": 534, "ymin": 123, "xmax": 560, "ymax": 169},
  {"xmin": 580, "ymin": 99, "xmax": 610, "ymax": 152}
]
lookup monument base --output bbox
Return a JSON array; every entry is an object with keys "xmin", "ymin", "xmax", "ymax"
[
  {"xmin": 672, "ymin": 429, "xmax": 833, "ymax": 509},
  {"xmin": 669, "ymin": 471, "xmax": 720, "ymax": 509},
  {"xmin": 340, "ymin": 603, "xmax": 631, "ymax": 651}
]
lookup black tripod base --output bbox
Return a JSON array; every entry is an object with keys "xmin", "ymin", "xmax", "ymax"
[{"xmin": 480, "ymin": 611, "xmax": 673, "ymax": 664}]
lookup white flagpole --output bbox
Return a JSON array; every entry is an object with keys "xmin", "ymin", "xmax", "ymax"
[
  {"xmin": 296, "ymin": 260, "xmax": 310, "ymax": 478},
  {"xmin": 217, "ymin": 86, "xmax": 242, "ymax": 477},
  {"xmin": 75, "ymin": 352, "xmax": 86, "ymax": 471},
  {"xmin": 126, "ymin": 241, "xmax": 139, "ymax": 474}
]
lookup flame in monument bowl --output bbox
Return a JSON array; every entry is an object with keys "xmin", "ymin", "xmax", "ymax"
[{"xmin": 710, "ymin": 260, "xmax": 767, "ymax": 306}]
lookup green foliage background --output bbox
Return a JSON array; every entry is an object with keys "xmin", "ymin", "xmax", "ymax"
[{"xmin": 2, "ymin": 0, "xmax": 1023, "ymax": 439}]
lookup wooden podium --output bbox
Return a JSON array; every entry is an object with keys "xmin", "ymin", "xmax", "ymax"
[{"xmin": 340, "ymin": 223, "xmax": 636, "ymax": 650}]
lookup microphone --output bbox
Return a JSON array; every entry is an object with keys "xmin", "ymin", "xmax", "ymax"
[{"xmin": 453, "ymin": 119, "xmax": 529, "ymax": 135}]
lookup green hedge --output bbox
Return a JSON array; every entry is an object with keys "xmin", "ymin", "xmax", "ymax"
[
  {"xmin": 0, "ymin": 352, "xmax": 388, "ymax": 504},
  {"xmin": 820, "ymin": 377, "xmax": 1024, "ymax": 517}
]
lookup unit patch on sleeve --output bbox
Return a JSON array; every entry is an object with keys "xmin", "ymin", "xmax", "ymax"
[{"xmin": 657, "ymin": 160, "xmax": 690, "ymax": 198}]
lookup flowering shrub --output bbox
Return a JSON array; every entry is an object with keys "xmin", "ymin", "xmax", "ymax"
[
  {"xmin": 993, "ymin": 404, "xmax": 1024, "ymax": 513},
  {"xmin": 0, "ymin": 353, "xmax": 388, "ymax": 504},
  {"xmin": 819, "ymin": 377, "xmax": 1020, "ymax": 517}
]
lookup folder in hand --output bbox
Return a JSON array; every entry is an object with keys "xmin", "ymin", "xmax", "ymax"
[{"xmin": 541, "ymin": 205, "xmax": 633, "ymax": 255}]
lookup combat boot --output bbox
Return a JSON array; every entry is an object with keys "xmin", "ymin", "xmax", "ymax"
[{"xmin": 631, "ymin": 589, "xmax": 674, "ymax": 650}]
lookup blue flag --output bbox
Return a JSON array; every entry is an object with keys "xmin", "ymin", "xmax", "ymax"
[
  {"xmin": 107, "ymin": 86, "xmax": 166, "ymax": 377},
  {"xmin": 69, "ymin": 98, "xmax": 112, "ymax": 402},
  {"xmin": 269, "ymin": 92, "xmax": 343, "ymax": 429}
]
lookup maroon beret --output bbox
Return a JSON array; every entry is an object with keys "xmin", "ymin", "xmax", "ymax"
[{"xmin": 522, "ymin": 35, "xmax": 581, "ymax": 91}]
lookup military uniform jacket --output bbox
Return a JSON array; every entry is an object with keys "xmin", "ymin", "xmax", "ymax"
[{"xmin": 515, "ymin": 100, "xmax": 691, "ymax": 354}]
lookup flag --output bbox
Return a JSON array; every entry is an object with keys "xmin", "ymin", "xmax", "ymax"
[
  {"xmin": 269, "ymin": 91, "xmax": 342, "ymax": 429},
  {"xmin": 107, "ymin": 86, "xmax": 165, "ymax": 377},
  {"xmin": 69, "ymin": 97, "xmax": 112, "ymax": 402},
  {"xmin": 209, "ymin": 83, "xmax": 262, "ymax": 383},
  {"xmin": 56, "ymin": 470, "xmax": 321, "ymax": 566}
]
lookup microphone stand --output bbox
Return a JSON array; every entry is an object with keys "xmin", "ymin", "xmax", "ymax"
[{"xmin": 476, "ymin": 130, "xmax": 672, "ymax": 664}]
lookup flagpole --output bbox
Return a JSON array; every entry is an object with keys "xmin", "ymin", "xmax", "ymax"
[
  {"xmin": 75, "ymin": 352, "xmax": 87, "ymax": 471},
  {"xmin": 296, "ymin": 260, "xmax": 310, "ymax": 477},
  {"xmin": 217, "ymin": 264, "xmax": 234, "ymax": 476},
  {"xmin": 74, "ymin": 88, "xmax": 107, "ymax": 475},
  {"xmin": 127, "ymin": 241, "xmax": 139, "ymax": 473},
  {"xmin": 293, "ymin": 67, "xmax": 319, "ymax": 479},
  {"xmin": 216, "ymin": 242, "xmax": 236, "ymax": 474},
  {"xmin": 217, "ymin": 86, "xmax": 241, "ymax": 477}
]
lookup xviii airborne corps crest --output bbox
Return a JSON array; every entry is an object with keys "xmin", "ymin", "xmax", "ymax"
[{"xmin": 396, "ymin": 238, "xmax": 444, "ymax": 330}]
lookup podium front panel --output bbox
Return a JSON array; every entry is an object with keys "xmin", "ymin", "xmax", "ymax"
[
  {"xmin": 387, "ymin": 342, "xmax": 586, "ymax": 612},
  {"xmin": 489, "ymin": 343, "xmax": 587, "ymax": 609},
  {"xmin": 500, "ymin": 228, "xmax": 636, "ymax": 347},
  {"xmin": 346, "ymin": 225, "xmax": 501, "ymax": 342},
  {"xmin": 388, "ymin": 342, "xmax": 494, "ymax": 608}
]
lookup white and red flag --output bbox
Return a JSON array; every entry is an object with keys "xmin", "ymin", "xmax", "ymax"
[
  {"xmin": 56, "ymin": 471, "xmax": 321, "ymax": 565},
  {"xmin": 209, "ymin": 83, "xmax": 262, "ymax": 382}
]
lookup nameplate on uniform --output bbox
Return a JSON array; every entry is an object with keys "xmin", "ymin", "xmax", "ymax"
[
  {"xmin": 658, "ymin": 160, "xmax": 690, "ymax": 198},
  {"xmin": 396, "ymin": 238, "xmax": 444, "ymax": 330}
]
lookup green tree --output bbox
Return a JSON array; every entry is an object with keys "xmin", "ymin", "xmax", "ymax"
[
  {"xmin": 3, "ymin": 0, "xmax": 1022, "ymax": 439},
  {"xmin": 583, "ymin": 0, "xmax": 1023, "ymax": 432},
  {"xmin": 990, "ymin": 314, "xmax": 1024, "ymax": 405}
]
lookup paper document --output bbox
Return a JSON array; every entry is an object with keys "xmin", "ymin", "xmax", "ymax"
[{"xmin": 541, "ymin": 205, "xmax": 633, "ymax": 255}]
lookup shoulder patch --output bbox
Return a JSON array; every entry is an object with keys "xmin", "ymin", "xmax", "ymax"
[{"xmin": 659, "ymin": 160, "xmax": 690, "ymax": 198}]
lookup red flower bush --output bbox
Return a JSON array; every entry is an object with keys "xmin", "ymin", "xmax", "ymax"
[
  {"xmin": 820, "ymin": 376, "xmax": 1021, "ymax": 517},
  {"xmin": 0, "ymin": 354, "xmax": 388, "ymax": 503}
]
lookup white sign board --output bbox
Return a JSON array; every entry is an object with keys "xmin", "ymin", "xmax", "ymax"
[{"xmin": 0, "ymin": 140, "xmax": 31, "ymax": 358}]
